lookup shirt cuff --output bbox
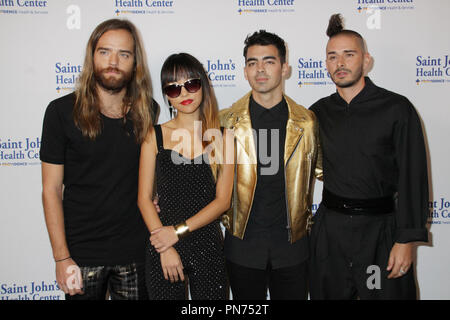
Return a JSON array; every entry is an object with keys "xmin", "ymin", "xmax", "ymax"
[
  {"xmin": 40, "ymin": 154, "xmax": 65, "ymax": 165},
  {"xmin": 395, "ymin": 228, "xmax": 428, "ymax": 243}
]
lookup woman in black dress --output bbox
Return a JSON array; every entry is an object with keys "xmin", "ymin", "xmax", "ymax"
[{"xmin": 138, "ymin": 53, "xmax": 233, "ymax": 300}]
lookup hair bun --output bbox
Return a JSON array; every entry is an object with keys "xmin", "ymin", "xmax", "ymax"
[{"xmin": 326, "ymin": 14, "xmax": 344, "ymax": 37}]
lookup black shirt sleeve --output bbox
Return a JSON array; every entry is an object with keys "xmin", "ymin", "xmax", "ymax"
[
  {"xmin": 40, "ymin": 100, "xmax": 67, "ymax": 165},
  {"xmin": 393, "ymin": 97, "xmax": 429, "ymax": 243}
]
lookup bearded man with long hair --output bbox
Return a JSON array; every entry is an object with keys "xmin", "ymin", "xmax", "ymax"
[{"xmin": 40, "ymin": 19, "xmax": 158, "ymax": 300}]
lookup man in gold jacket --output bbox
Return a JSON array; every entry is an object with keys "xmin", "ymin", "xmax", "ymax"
[{"xmin": 220, "ymin": 30, "xmax": 321, "ymax": 300}]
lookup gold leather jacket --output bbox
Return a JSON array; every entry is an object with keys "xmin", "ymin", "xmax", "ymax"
[{"xmin": 220, "ymin": 92, "xmax": 322, "ymax": 243}]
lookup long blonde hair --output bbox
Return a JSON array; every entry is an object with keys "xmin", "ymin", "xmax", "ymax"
[
  {"xmin": 74, "ymin": 18, "xmax": 154, "ymax": 143},
  {"xmin": 160, "ymin": 53, "xmax": 222, "ymax": 180}
]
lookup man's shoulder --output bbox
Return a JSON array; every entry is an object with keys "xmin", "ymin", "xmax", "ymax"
[
  {"xmin": 219, "ymin": 92, "xmax": 252, "ymax": 127},
  {"xmin": 284, "ymin": 95, "xmax": 316, "ymax": 122},
  {"xmin": 230, "ymin": 92, "xmax": 252, "ymax": 112},
  {"xmin": 46, "ymin": 92, "xmax": 75, "ymax": 115},
  {"xmin": 380, "ymin": 86, "xmax": 411, "ymax": 104},
  {"xmin": 218, "ymin": 107, "xmax": 231, "ymax": 126},
  {"xmin": 309, "ymin": 95, "xmax": 333, "ymax": 114},
  {"xmin": 373, "ymin": 84, "xmax": 417, "ymax": 116}
]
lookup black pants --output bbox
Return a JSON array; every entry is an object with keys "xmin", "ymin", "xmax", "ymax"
[
  {"xmin": 226, "ymin": 260, "xmax": 308, "ymax": 300},
  {"xmin": 65, "ymin": 262, "xmax": 147, "ymax": 300},
  {"xmin": 309, "ymin": 204, "xmax": 417, "ymax": 300}
]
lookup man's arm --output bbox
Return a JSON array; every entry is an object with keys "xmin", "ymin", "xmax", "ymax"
[
  {"xmin": 218, "ymin": 107, "xmax": 231, "ymax": 128},
  {"xmin": 309, "ymin": 104, "xmax": 323, "ymax": 181},
  {"xmin": 42, "ymin": 162, "xmax": 83, "ymax": 295},
  {"xmin": 388, "ymin": 98, "xmax": 429, "ymax": 279},
  {"xmin": 313, "ymin": 114, "xmax": 323, "ymax": 181}
]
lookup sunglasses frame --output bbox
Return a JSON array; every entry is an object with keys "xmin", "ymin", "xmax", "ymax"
[{"xmin": 163, "ymin": 78, "xmax": 202, "ymax": 98}]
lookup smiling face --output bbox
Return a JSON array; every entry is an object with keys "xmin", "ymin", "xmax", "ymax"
[
  {"xmin": 326, "ymin": 34, "xmax": 370, "ymax": 89},
  {"xmin": 244, "ymin": 44, "xmax": 288, "ymax": 95},
  {"xmin": 93, "ymin": 29, "xmax": 135, "ymax": 93}
]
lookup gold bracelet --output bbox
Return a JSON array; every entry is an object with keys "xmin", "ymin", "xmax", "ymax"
[{"xmin": 174, "ymin": 221, "xmax": 190, "ymax": 239}]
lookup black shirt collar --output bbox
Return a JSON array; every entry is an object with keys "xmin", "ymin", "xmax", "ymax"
[
  {"xmin": 332, "ymin": 77, "xmax": 379, "ymax": 106},
  {"xmin": 249, "ymin": 94, "xmax": 287, "ymax": 119}
]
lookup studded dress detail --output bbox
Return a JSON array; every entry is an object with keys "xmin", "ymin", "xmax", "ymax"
[{"xmin": 145, "ymin": 125, "xmax": 228, "ymax": 300}]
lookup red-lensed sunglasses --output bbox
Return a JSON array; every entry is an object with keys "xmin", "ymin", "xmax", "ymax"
[{"xmin": 163, "ymin": 78, "xmax": 202, "ymax": 98}]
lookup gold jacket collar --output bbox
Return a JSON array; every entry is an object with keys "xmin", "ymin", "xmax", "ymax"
[{"xmin": 222, "ymin": 91, "xmax": 309, "ymax": 166}]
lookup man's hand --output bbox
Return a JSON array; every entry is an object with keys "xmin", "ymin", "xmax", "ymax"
[
  {"xmin": 56, "ymin": 258, "xmax": 84, "ymax": 296},
  {"xmin": 387, "ymin": 243, "xmax": 414, "ymax": 279}
]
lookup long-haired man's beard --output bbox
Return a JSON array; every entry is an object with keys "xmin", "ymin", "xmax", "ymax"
[
  {"xmin": 94, "ymin": 67, "xmax": 133, "ymax": 93},
  {"xmin": 332, "ymin": 66, "xmax": 364, "ymax": 88}
]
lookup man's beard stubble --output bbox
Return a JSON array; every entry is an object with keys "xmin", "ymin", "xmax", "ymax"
[
  {"xmin": 331, "ymin": 66, "xmax": 364, "ymax": 89},
  {"xmin": 94, "ymin": 67, "xmax": 133, "ymax": 93}
]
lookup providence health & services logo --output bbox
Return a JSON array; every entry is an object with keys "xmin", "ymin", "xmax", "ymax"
[
  {"xmin": 237, "ymin": 0, "xmax": 296, "ymax": 15},
  {"xmin": 415, "ymin": 55, "xmax": 450, "ymax": 86},
  {"xmin": 206, "ymin": 58, "xmax": 237, "ymax": 89},
  {"xmin": 428, "ymin": 197, "xmax": 450, "ymax": 225},
  {"xmin": 297, "ymin": 57, "xmax": 334, "ymax": 87},
  {"xmin": 1, "ymin": 280, "xmax": 63, "ymax": 300},
  {"xmin": 0, "ymin": 137, "xmax": 41, "ymax": 167},
  {"xmin": 356, "ymin": 0, "xmax": 415, "ymax": 13},
  {"xmin": 55, "ymin": 61, "xmax": 82, "ymax": 93},
  {"xmin": 114, "ymin": 0, "xmax": 175, "ymax": 16},
  {"xmin": 0, "ymin": 0, "xmax": 49, "ymax": 15}
]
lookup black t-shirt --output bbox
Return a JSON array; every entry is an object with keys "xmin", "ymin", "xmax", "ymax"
[{"xmin": 40, "ymin": 93, "xmax": 148, "ymax": 266}]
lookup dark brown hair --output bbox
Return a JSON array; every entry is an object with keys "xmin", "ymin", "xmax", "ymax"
[
  {"xmin": 243, "ymin": 30, "xmax": 287, "ymax": 64},
  {"xmin": 326, "ymin": 14, "xmax": 366, "ymax": 52}
]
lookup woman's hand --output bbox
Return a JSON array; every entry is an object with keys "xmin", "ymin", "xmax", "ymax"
[
  {"xmin": 151, "ymin": 226, "xmax": 179, "ymax": 253},
  {"xmin": 160, "ymin": 247, "xmax": 184, "ymax": 282}
]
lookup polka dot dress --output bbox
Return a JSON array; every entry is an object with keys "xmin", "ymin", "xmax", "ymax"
[{"xmin": 145, "ymin": 125, "xmax": 228, "ymax": 300}]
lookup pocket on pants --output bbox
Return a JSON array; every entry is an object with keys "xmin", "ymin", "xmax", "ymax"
[{"xmin": 309, "ymin": 204, "xmax": 329, "ymax": 261}]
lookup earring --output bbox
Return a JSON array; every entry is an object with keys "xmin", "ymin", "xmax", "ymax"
[{"xmin": 168, "ymin": 101, "xmax": 174, "ymax": 119}]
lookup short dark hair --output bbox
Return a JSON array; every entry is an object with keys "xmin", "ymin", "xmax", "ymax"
[
  {"xmin": 243, "ymin": 30, "xmax": 287, "ymax": 64},
  {"xmin": 326, "ymin": 14, "xmax": 365, "ymax": 52}
]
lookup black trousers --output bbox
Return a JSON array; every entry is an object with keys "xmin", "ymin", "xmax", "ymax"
[
  {"xmin": 226, "ymin": 259, "xmax": 308, "ymax": 300},
  {"xmin": 309, "ymin": 204, "xmax": 417, "ymax": 300},
  {"xmin": 65, "ymin": 262, "xmax": 148, "ymax": 300}
]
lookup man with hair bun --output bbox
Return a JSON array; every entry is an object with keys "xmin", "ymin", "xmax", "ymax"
[{"xmin": 309, "ymin": 14, "xmax": 429, "ymax": 300}]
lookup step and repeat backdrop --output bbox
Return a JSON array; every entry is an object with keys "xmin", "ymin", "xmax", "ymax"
[{"xmin": 0, "ymin": 0, "xmax": 449, "ymax": 300}]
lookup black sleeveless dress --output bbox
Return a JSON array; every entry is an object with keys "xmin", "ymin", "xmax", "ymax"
[{"xmin": 145, "ymin": 125, "xmax": 227, "ymax": 300}]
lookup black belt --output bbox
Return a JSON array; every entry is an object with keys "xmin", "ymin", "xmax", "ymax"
[{"xmin": 322, "ymin": 188, "xmax": 395, "ymax": 215}]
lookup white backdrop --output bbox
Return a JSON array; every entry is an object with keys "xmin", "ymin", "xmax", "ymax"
[{"xmin": 1, "ymin": 0, "xmax": 449, "ymax": 300}]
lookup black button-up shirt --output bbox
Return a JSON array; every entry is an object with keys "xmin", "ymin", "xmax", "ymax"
[
  {"xmin": 247, "ymin": 94, "xmax": 288, "ymax": 233},
  {"xmin": 310, "ymin": 77, "xmax": 428, "ymax": 243},
  {"xmin": 224, "ymin": 95, "xmax": 308, "ymax": 270}
]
